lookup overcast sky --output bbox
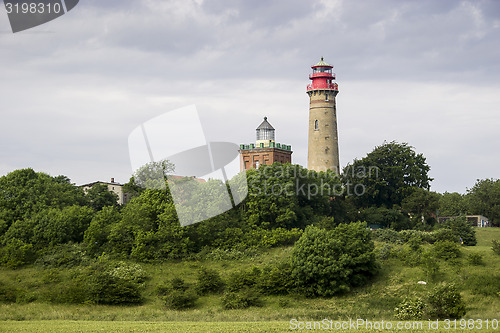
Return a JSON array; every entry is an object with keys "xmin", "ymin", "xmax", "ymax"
[{"xmin": 1, "ymin": 0, "xmax": 499, "ymax": 194}]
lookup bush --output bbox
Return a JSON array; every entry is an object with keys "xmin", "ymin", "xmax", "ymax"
[
  {"xmin": 375, "ymin": 244, "xmax": 395, "ymax": 260},
  {"xmin": 164, "ymin": 289, "xmax": 198, "ymax": 310},
  {"xmin": 35, "ymin": 243, "xmax": 88, "ymax": 268},
  {"xmin": 492, "ymin": 240, "xmax": 500, "ymax": 255},
  {"xmin": 465, "ymin": 275, "xmax": 500, "ymax": 296},
  {"xmin": 428, "ymin": 283, "xmax": 466, "ymax": 319},
  {"xmin": 394, "ymin": 297, "xmax": 425, "ymax": 320},
  {"xmin": 372, "ymin": 229, "xmax": 403, "ymax": 244},
  {"xmin": 433, "ymin": 241, "xmax": 461, "ymax": 260},
  {"xmin": 195, "ymin": 267, "xmax": 224, "ymax": 295},
  {"xmin": 432, "ymin": 229, "xmax": 459, "ymax": 244},
  {"xmin": 420, "ymin": 250, "xmax": 439, "ymax": 281},
  {"xmin": 467, "ymin": 252, "xmax": 484, "ymax": 266},
  {"xmin": 257, "ymin": 260, "xmax": 294, "ymax": 295},
  {"xmin": 221, "ymin": 288, "xmax": 263, "ymax": 309},
  {"xmin": 291, "ymin": 223, "xmax": 378, "ymax": 297},
  {"xmin": 0, "ymin": 238, "xmax": 35, "ymax": 268},
  {"xmin": 0, "ymin": 281, "xmax": 17, "ymax": 303},
  {"xmin": 170, "ymin": 277, "xmax": 189, "ymax": 292},
  {"xmin": 227, "ymin": 267, "xmax": 261, "ymax": 292},
  {"xmin": 442, "ymin": 217, "xmax": 476, "ymax": 246},
  {"xmin": 88, "ymin": 270, "xmax": 143, "ymax": 305}
]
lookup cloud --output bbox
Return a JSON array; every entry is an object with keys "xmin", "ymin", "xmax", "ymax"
[{"xmin": 0, "ymin": 0, "xmax": 499, "ymax": 193}]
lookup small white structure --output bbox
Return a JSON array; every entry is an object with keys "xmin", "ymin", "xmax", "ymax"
[{"xmin": 80, "ymin": 178, "xmax": 130, "ymax": 205}]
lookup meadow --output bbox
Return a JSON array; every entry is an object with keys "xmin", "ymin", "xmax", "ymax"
[{"xmin": 0, "ymin": 228, "xmax": 499, "ymax": 332}]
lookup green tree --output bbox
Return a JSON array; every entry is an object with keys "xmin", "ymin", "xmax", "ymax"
[
  {"xmin": 438, "ymin": 192, "xmax": 469, "ymax": 216},
  {"xmin": 84, "ymin": 206, "xmax": 122, "ymax": 256},
  {"xmin": 428, "ymin": 283, "xmax": 466, "ymax": 319},
  {"xmin": 466, "ymin": 178, "xmax": 500, "ymax": 226},
  {"xmin": 85, "ymin": 184, "xmax": 119, "ymax": 211},
  {"xmin": 0, "ymin": 169, "xmax": 86, "ymax": 229},
  {"xmin": 343, "ymin": 141, "xmax": 432, "ymax": 208},
  {"xmin": 2, "ymin": 206, "xmax": 93, "ymax": 248},
  {"xmin": 402, "ymin": 188, "xmax": 440, "ymax": 228},
  {"xmin": 132, "ymin": 159, "xmax": 175, "ymax": 190},
  {"xmin": 291, "ymin": 223, "xmax": 377, "ymax": 297},
  {"xmin": 245, "ymin": 164, "xmax": 341, "ymax": 229},
  {"xmin": 440, "ymin": 216, "xmax": 476, "ymax": 246}
]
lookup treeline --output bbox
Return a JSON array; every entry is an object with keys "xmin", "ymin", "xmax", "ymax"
[{"xmin": 0, "ymin": 142, "xmax": 498, "ymax": 269}]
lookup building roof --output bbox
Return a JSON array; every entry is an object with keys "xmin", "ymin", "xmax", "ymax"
[
  {"xmin": 256, "ymin": 116, "xmax": 275, "ymax": 130},
  {"xmin": 313, "ymin": 57, "xmax": 332, "ymax": 67},
  {"xmin": 79, "ymin": 180, "xmax": 123, "ymax": 187}
]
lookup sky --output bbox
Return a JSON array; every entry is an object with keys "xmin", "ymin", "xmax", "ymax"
[{"xmin": 0, "ymin": 0, "xmax": 499, "ymax": 194}]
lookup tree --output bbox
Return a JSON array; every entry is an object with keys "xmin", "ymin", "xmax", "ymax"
[
  {"xmin": 343, "ymin": 141, "xmax": 432, "ymax": 208},
  {"xmin": 440, "ymin": 216, "xmax": 476, "ymax": 246},
  {"xmin": 2, "ymin": 205, "xmax": 94, "ymax": 248},
  {"xmin": 402, "ymin": 188, "xmax": 440, "ymax": 228},
  {"xmin": 132, "ymin": 159, "xmax": 175, "ymax": 190},
  {"xmin": 85, "ymin": 183, "xmax": 119, "ymax": 211},
  {"xmin": 0, "ymin": 169, "xmax": 86, "ymax": 229},
  {"xmin": 245, "ymin": 164, "xmax": 342, "ymax": 229},
  {"xmin": 466, "ymin": 178, "xmax": 500, "ymax": 226},
  {"xmin": 438, "ymin": 192, "xmax": 469, "ymax": 217},
  {"xmin": 84, "ymin": 206, "xmax": 122, "ymax": 256},
  {"xmin": 290, "ymin": 223, "xmax": 377, "ymax": 297}
]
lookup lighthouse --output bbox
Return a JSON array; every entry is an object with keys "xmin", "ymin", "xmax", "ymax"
[
  {"xmin": 239, "ymin": 117, "xmax": 292, "ymax": 171},
  {"xmin": 306, "ymin": 57, "xmax": 340, "ymax": 174}
]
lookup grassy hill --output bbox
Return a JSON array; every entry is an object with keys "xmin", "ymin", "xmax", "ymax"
[{"xmin": 0, "ymin": 228, "xmax": 499, "ymax": 332}]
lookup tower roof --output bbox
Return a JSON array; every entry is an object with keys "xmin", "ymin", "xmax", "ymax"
[
  {"xmin": 312, "ymin": 57, "xmax": 332, "ymax": 68},
  {"xmin": 256, "ymin": 116, "xmax": 274, "ymax": 130}
]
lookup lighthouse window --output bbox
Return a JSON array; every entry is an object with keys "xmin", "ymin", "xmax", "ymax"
[
  {"xmin": 325, "ymin": 94, "xmax": 329, "ymax": 101},
  {"xmin": 314, "ymin": 120, "xmax": 319, "ymax": 130}
]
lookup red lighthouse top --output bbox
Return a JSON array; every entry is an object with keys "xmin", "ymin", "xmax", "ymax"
[{"xmin": 307, "ymin": 57, "xmax": 339, "ymax": 92}]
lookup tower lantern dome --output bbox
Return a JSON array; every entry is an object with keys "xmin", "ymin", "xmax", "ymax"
[
  {"xmin": 256, "ymin": 116, "xmax": 275, "ymax": 142},
  {"xmin": 307, "ymin": 57, "xmax": 338, "ymax": 91}
]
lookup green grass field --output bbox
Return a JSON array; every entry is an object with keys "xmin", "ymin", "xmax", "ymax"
[{"xmin": 0, "ymin": 228, "xmax": 499, "ymax": 332}]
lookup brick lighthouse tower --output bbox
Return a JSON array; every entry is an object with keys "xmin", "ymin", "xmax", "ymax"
[{"xmin": 306, "ymin": 57, "xmax": 340, "ymax": 174}]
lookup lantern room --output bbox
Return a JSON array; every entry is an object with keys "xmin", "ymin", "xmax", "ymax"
[{"xmin": 307, "ymin": 57, "xmax": 339, "ymax": 91}]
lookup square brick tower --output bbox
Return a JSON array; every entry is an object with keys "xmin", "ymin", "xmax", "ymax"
[{"xmin": 239, "ymin": 117, "xmax": 292, "ymax": 171}]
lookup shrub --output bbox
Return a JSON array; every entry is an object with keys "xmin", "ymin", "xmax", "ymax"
[
  {"xmin": 398, "ymin": 245, "xmax": 422, "ymax": 266},
  {"xmin": 372, "ymin": 229, "xmax": 403, "ymax": 244},
  {"xmin": 221, "ymin": 288, "xmax": 263, "ymax": 309},
  {"xmin": 164, "ymin": 289, "xmax": 198, "ymax": 310},
  {"xmin": 170, "ymin": 277, "xmax": 188, "ymax": 291},
  {"xmin": 492, "ymin": 240, "xmax": 500, "ymax": 255},
  {"xmin": 0, "ymin": 281, "xmax": 17, "ymax": 303},
  {"xmin": 88, "ymin": 271, "xmax": 143, "ymax": 305},
  {"xmin": 257, "ymin": 260, "xmax": 294, "ymax": 295},
  {"xmin": 394, "ymin": 297, "xmax": 425, "ymax": 320},
  {"xmin": 432, "ymin": 241, "xmax": 461, "ymax": 260},
  {"xmin": 467, "ymin": 252, "xmax": 484, "ymax": 266},
  {"xmin": 35, "ymin": 243, "xmax": 87, "ymax": 268},
  {"xmin": 195, "ymin": 267, "xmax": 224, "ymax": 295},
  {"xmin": 291, "ymin": 223, "xmax": 378, "ymax": 297},
  {"xmin": 433, "ymin": 229, "xmax": 459, "ymax": 244},
  {"xmin": 0, "ymin": 238, "xmax": 35, "ymax": 268},
  {"xmin": 376, "ymin": 244, "xmax": 395, "ymax": 260},
  {"xmin": 420, "ymin": 250, "xmax": 439, "ymax": 281},
  {"xmin": 465, "ymin": 275, "xmax": 500, "ymax": 296},
  {"xmin": 428, "ymin": 283, "xmax": 466, "ymax": 319},
  {"xmin": 442, "ymin": 217, "xmax": 476, "ymax": 246},
  {"xmin": 226, "ymin": 267, "xmax": 261, "ymax": 292}
]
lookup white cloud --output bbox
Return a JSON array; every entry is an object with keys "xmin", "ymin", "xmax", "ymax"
[{"xmin": 0, "ymin": 0, "xmax": 499, "ymax": 193}]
